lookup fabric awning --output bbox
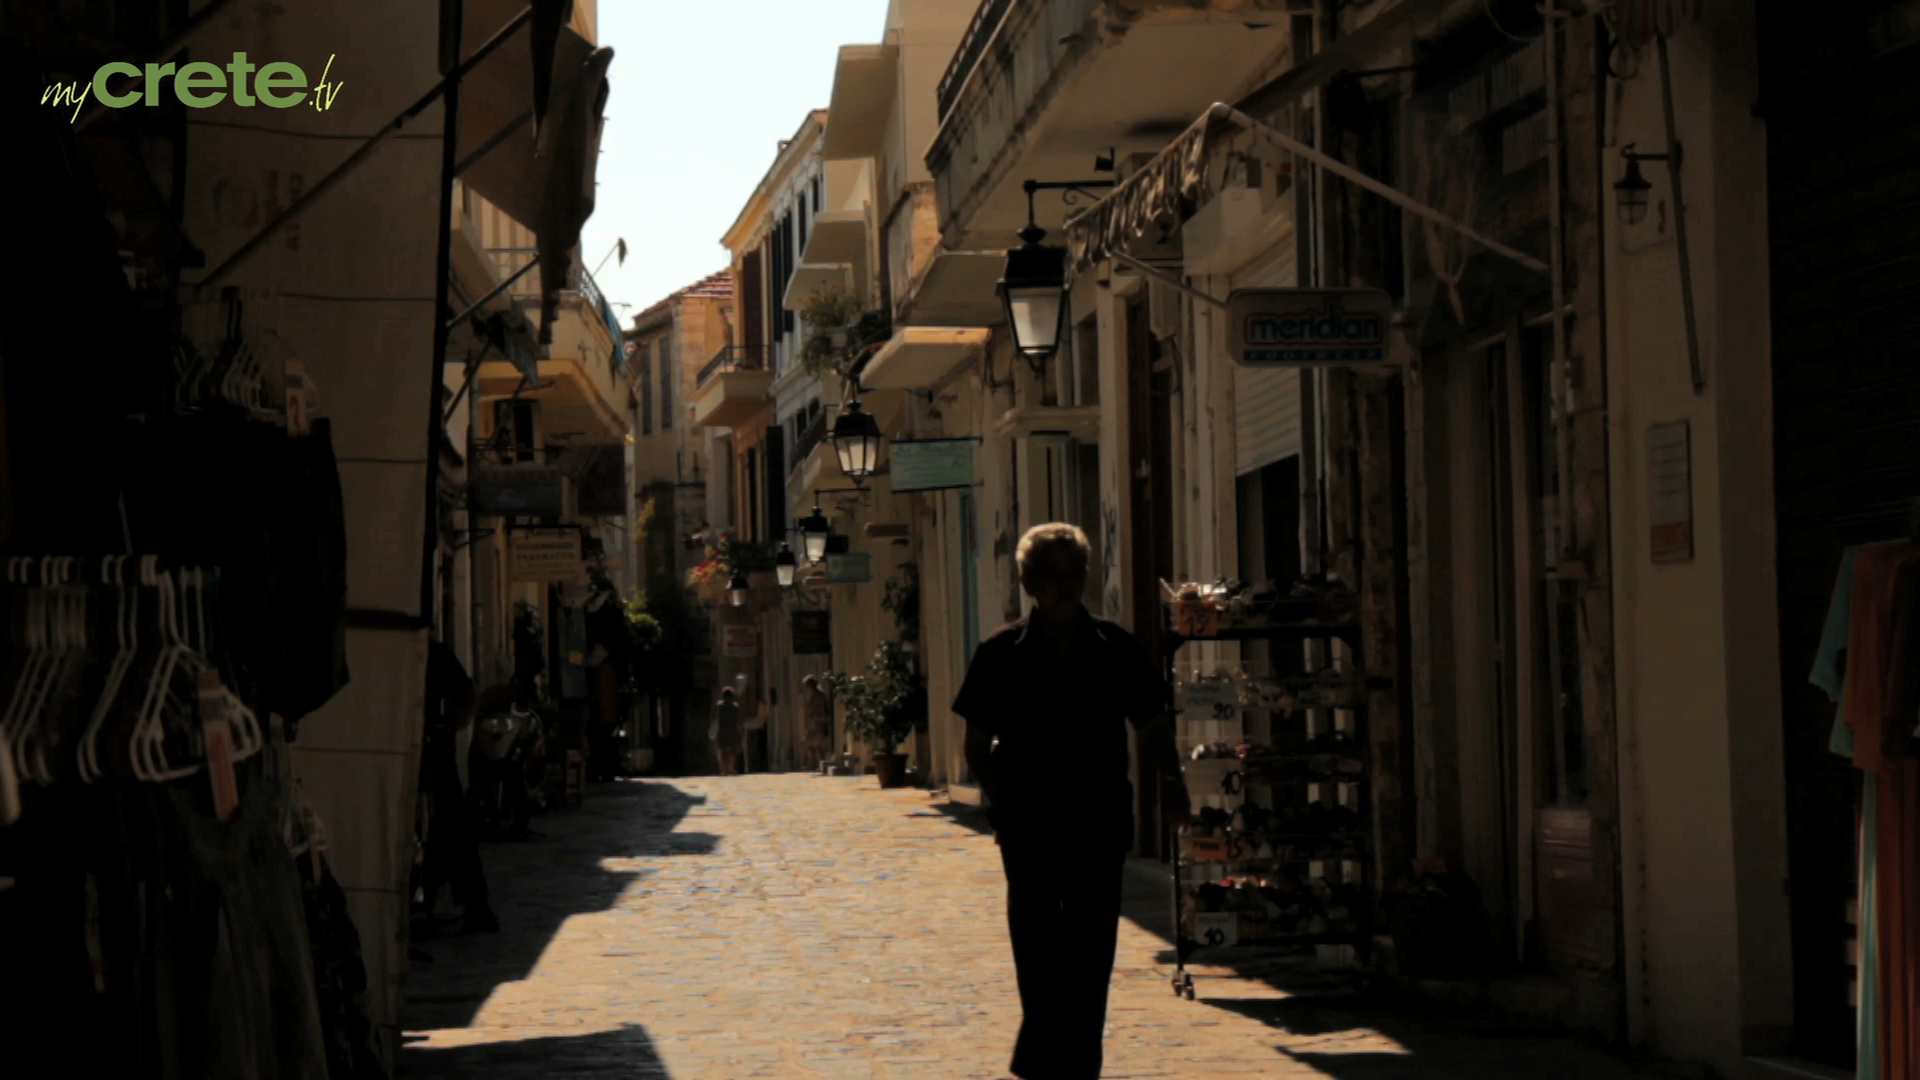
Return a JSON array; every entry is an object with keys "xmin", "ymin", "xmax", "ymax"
[
  {"xmin": 1063, "ymin": 109, "xmax": 1240, "ymax": 277},
  {"xmin": 459, "ymin": 0, "xmax": 613, "ymax": 344}
]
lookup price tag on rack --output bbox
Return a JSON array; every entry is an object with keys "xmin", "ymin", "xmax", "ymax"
[
  {"xmin": 1195, "ymin": 913, "xmax": 1239, "ymax": 948},
  {"xmin": 1184, "ymin": 680, "xmax": 1239, "ymax": 727},
  {"xmin": 198, "ymin": 671, "xmax": 239, "ymax": 822},
  {"xmin": 1175, "ymin": 600, "xmax": 1220, "ymax": 638}
]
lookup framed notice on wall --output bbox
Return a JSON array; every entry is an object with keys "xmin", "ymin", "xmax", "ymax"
[
  {"xmin": 511, "ymin": 532, "xmax": 584, "ymax": 582},
  {"xmin": 791, "ymin": 610, "xmax": 831, "ymax": 655},
  {"xmin": 722, "ymin": 625, "xmax": 759, "ymax": 658},
  {"xmin": 1647, "ymin": 420, "xmax": 1693, "ymax": 564}
]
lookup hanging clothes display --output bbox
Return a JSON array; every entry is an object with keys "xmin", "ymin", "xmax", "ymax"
[{"xmin": 1812, "ymin": 541, "xmax": 1920, "ymax": 1080}]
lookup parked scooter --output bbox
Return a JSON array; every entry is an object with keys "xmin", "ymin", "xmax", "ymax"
[{"xmin": 469, "ymin": 704, "xmax": 547, "ymax": 838}]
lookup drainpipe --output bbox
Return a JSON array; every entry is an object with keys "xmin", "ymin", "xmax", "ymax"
[{"xmin": 1544, "ymin": 0, "xmax": 1577, "ymax": 565}]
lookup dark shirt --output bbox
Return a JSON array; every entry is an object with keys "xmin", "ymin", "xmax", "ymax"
[
  {"xmin": 426, "ymin": 641, "xmax": 474, "ymax": 740},
  {"xmin": 952, "ymin": 606, "xmax": 1171, "ymax": 850}
]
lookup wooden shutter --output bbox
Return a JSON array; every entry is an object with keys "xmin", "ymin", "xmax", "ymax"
[
  {"xmin": 765, "ymin": 426, "xmax": 786, "ymax": 539},
  {"xmin": 639, "ymin": 345, "xmax": 653, "ymax": 435},
  {"xmin": 659, "ymin": 336, "xmax": 673, "ymax": 429},
  {"xmin": 741, "ymin": 248, "xmax": 764, "ymax": 351}
]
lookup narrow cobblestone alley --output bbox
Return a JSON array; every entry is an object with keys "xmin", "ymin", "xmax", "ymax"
[{"xmin": 401, "ymin": 777, "xmax": 1661, "ymax": 1080}]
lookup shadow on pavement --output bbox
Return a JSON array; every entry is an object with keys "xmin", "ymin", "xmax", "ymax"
[
  {"xmin": 401, "ymin": 1023, "xmax": 670, "ymax": 1079},
  {"xmin": 402, "ymin": 780, "xmax": 709, "ymax": 1032},
  {"xmin": 925, "ymin": 800, "xmax": 993, "ymax": 836},
  {"xmin": 1110, "ymin": 859, "xmax": 1654, "ymax": 1079}
]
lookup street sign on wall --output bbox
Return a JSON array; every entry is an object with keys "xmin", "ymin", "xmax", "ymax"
[
  {"xmin": 889, "ymin": 438, "xmax": 977, "ymax": 493},
  {"xmin": 722, "ymin": 625, "xmax": 759, "ymax": 657},
  {"xmin": 511, "ymin": 532, "xmax": 584, "ymax": 582},
  {"xmin": 472, "ymin": 464, "xmax": 567, "ymax": 517},
  {"xmin": 792, "ymin": 610, "xmax": 831, "ymax": 655},
  {"xmin": 824, "ymin": 553, "xmax": 873, "ymax": 584},
  {"xmin": 1226, "ymin": 288, "xmax": 1394, "ymax": 368}
]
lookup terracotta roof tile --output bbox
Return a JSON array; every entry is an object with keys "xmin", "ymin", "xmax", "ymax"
[{"xmin": 630, "ymin": 269, "xmax": 732, "ymax": 330}]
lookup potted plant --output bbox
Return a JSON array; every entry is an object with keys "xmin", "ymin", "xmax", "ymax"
[
  {"xmin": 798, "ymin": 285, "xmax": 893, "ymax": 382},
  {"xmin": 825, "ymin": 641, "xmax": 918, "ymax": 788}
]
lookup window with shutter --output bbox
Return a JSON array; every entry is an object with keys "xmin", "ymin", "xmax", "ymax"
[
  {"xmin": 659, "ymin": 336, "xmax": 673, "ymax": 429},
  {"xmin": 741, "ymin": 249, "xmax": 764, "ymax": 349},
  {"xmin": 765, "ymin": 426, "xmax": 786, "ymax": 537},
  {"xmin": 639, "ymin": 345, "xmax": 653, "ymax": 436},
  {"xmin": 767, "ymin": 232, "xmax": 782, "ymax": 344}
]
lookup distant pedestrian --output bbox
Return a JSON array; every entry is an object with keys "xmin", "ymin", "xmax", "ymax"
[
  {"xmin": 711, "ymin": 688, "xmax": 743, "ymax": 776},
  {"xmin": 800, "ymin": 675, "xmax": 831, "ymax": 769},
  {"xmin": 419, "ymin": 639, "xmax": 498, "ymax": 934},
  {"xmin": 954, "ymin": 523, "xmax": 1190, "ymax": 1080}
]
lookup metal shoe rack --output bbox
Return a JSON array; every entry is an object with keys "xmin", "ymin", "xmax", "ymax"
[{"xmin": 1163, "ymin": 596, "xmax": 1374, "ymax": 1001}]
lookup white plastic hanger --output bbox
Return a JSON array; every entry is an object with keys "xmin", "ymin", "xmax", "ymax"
[
  {"xmin": 7, "ymin": 558, "xmax": 62, "ymax": 783},
  {"xmin": 79, "ymin": 557, "xmax": 136, "ymax": 784},
  {"xmin": 19, "ymin": 558, "xmax": 77, "ymax": 784},
  {"xmin": 1, "ymin": 559, "xmax": 44, "ymax": 766},
  {"xmin": 132, "ymin": 566, "xmax": 197, "ymax": 782}
]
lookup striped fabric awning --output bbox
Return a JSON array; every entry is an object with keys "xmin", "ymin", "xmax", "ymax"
[{"xmin": 1064, "ymin": 108, "xmax": 1243, "ymax": 277}]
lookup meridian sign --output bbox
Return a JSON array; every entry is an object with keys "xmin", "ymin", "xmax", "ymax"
[{"xmin": 1225, "ymin": 288, "xmax": 1396, "ymax": 368}]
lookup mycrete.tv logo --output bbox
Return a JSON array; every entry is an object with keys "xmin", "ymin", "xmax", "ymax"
[{"xmin": 41, "ymin": 53, "xmax": 342, "ymax": 122}]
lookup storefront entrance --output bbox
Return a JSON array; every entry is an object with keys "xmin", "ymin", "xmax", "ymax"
[{"xmin": 1763, "ymin": 2, "xmax": 1920, "ymax": 1067}]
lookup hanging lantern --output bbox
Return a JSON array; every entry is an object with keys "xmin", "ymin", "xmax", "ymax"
[
  {"xmin": 727, "ymin": 572, "xmax": 749, "ymax": 607},
  {"xmin": 997, "ymin": 224, "xmax": 1069, "ymax": 362},
  {"xmin": 829, "ymin": 399, "xmax": 885, "ymax": 481},
  {"xmin": 775, "ymin": 543, "xmax": 798, "ymax": 587},
  {"xmin": 799, "ymin": 505, "xmax": 831, "ymax": 563}
]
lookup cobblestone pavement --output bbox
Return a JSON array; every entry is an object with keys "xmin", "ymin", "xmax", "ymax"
[{"xmin": 401, "ymin": 775, "xmax": 1655, "ymax": 1080}]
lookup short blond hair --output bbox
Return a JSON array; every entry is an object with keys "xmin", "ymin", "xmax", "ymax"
[{"xmin": 1016, "ymin": 522, "xmax": 1091, "ymax": 586}]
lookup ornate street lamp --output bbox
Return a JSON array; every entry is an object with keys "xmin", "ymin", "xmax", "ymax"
[
  {"xmin": 774, "ymin": 542, "xmax": 798, "ymax": 587},
  {"xmin": 829, "ymin": 399, "xmax": 884, "ymax": 481},
  {"xmin": 727, "ymin": 572, "xmax": 749, "ymax": 608},
  {"xmin": 998, "ymin": 222, "xmax": 1069, "ymax": 364},
  {"xmin": 799, "ymin": 504, "xmax": 831, "ymax": 563},
  {"xmin": 1613, "ymin": 143, "xmax": 1673, "ymax": 228}
]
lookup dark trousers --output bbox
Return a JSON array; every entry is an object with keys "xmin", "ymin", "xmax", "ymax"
[
  {"xmin": 421, "ymin": 734, "xmax": 488, "ymax": 909},
  {"xmin": 999, "ymin": 839, "xmax": 1127, "ymax": 1080}
]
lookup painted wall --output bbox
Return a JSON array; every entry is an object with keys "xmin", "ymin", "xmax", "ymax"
[{"xmin": 1602, "ymin": 12, "xmax": 1792, "ymax": 1072}]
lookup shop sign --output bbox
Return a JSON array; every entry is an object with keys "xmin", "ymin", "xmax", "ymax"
[
  {"xmin": 791, "ymin": 610, "xmax": 831, "ymax": 655},
  {"xmin": 511, "ymin": 532, "xmax": 583, "ymax": 582},
  {"xmin": 472, "ymin": 464, "xmax": 566, "ymax": 517},
  {"xmin": 889, "ymin": 438, "xmax": 977, "ymax": 493},
  {"xmin": 1226, "ymin": 288, "xmax": 1394, "ymax": 368},
  {"xmin": 722, "ymin": 625, "xmax": 759, "ymax": 658},
  {"xmin": 824, "ymin": 553, "xmax": 872, "ymax": 584},
  {"xmin": 1647, "ymin": 420, "xmax": 1693, "ymax": 564}
]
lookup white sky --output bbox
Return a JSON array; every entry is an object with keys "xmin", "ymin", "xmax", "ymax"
[{"xmin": 581, "ymin": 0, "xmax": 895, "ymax": 320}]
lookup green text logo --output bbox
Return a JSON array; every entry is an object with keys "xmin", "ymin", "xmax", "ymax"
[{"xmin": 41, "ymin": 53, "xmax": 342, "ymax": 122}]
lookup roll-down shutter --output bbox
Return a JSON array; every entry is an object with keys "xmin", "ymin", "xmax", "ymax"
[{"xmin": 1231, "ymin": 246, "xmax": 1302, "ymax": 475}]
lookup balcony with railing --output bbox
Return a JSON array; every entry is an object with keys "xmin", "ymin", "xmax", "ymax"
[
  {"xmin": 926, "ymin": 0, "xmax": 1287, "ymax": 248},
  {"xmin": 936, "ymin": 0, "xmax": 1014, "ymax": 123},
  {"xmin": 698, "ymin": 344, "xmax": 770, "ymax": 388},
  {"xmin": 691, "ymin": 344, "xmax": 774, "ymax": 430}
]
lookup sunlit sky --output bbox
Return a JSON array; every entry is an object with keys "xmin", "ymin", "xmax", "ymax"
[{"xmin": 580, "ymin": 0, "xmax": 895, "ymax": 320}]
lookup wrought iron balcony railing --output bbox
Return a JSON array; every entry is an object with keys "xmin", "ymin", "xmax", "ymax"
[
  {"xmin": 936, "ymin": 0, "xmax": 1014, "ymax": 122},
  {"xmin": 697, "ymin": 344, "xmax": 769, "ymax": 388}
]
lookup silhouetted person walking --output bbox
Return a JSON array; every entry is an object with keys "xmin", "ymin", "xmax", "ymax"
[
  {"xmin": 711, "ymin": 687, "xmax": 743, "ymax": 776},
  {"xmin": 954, "ymin": 523, "xmax": 1191, "ymax": 1080}
]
